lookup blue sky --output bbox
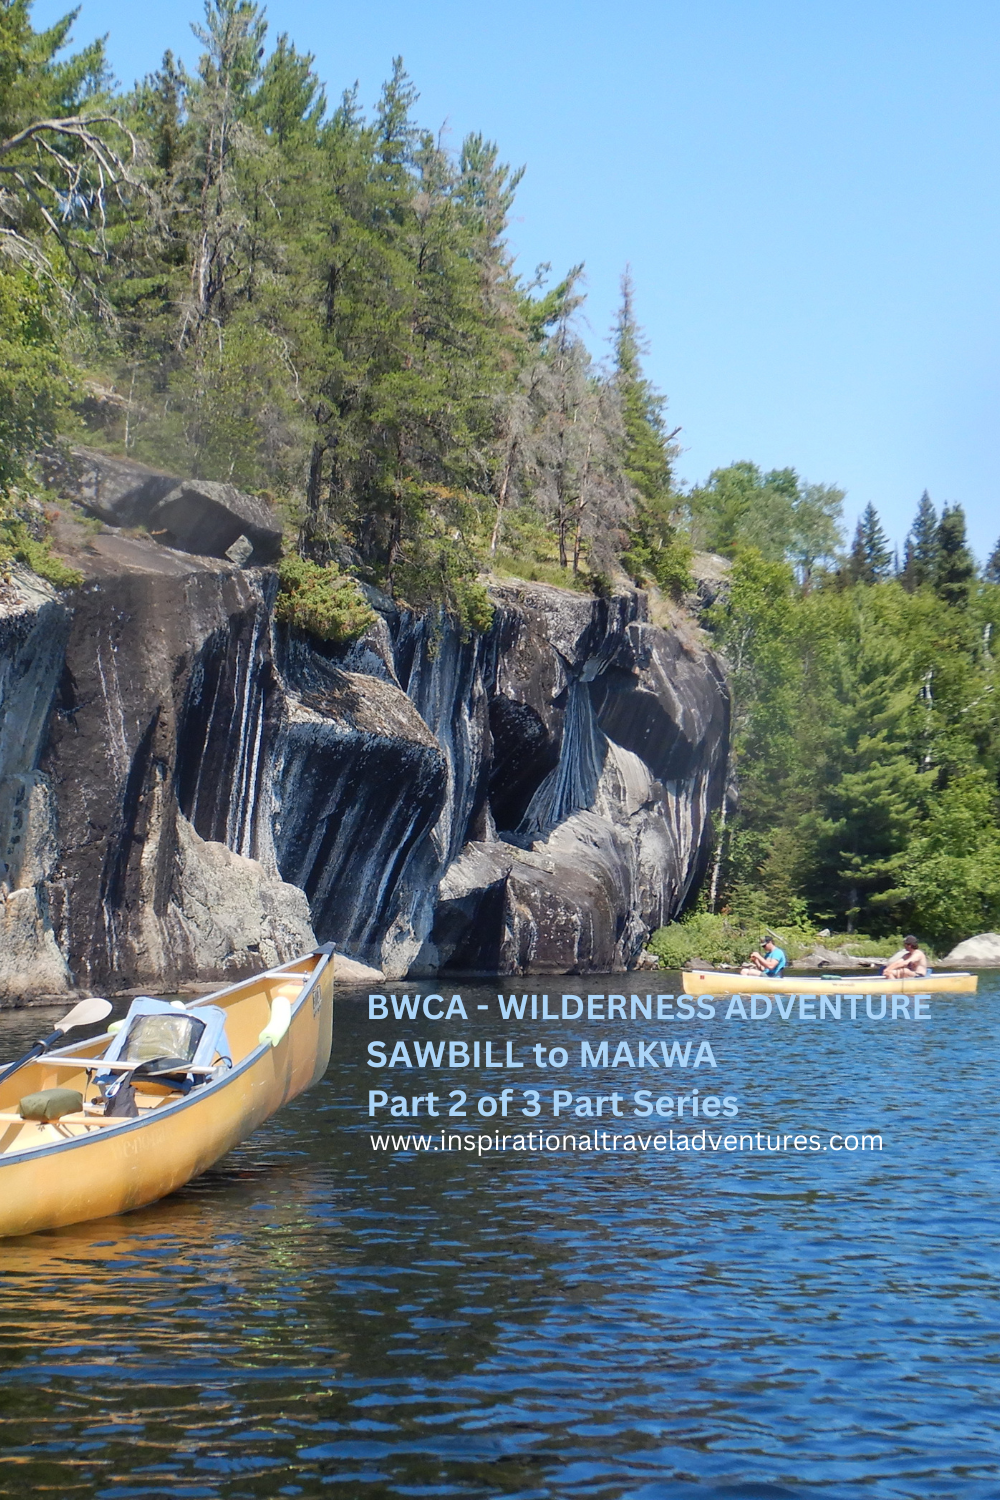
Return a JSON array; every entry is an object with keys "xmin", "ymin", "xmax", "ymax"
[{"xmin": 41, "ymin": 0, "xmax": 1000, "ymax": 559}]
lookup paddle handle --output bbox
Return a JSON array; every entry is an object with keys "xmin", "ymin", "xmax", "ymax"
[
  {"xmin": 0, "ymin": 1041, "xmax": 44, "ymax": 1088},
  {"xmin": 0, "ymin": 1030, "xmax": 67, "ymax": 1088}
]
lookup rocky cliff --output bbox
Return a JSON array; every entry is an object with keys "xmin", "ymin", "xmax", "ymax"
[{"xmin": 0, "ymin": 492, "xmax": 728, "ymax": 998}]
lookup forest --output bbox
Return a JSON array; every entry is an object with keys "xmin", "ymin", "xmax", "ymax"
[{"xmin": 3, "ymin": 0, "xmax": 1000, "ymax": 950}]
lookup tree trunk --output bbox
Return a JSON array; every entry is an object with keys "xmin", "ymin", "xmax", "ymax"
[
  {"xmin": 708, "ymin": 782, "xmax": 729, "ymax": 913},
  {"xmin": 489, "ymin": 438, "xmax": 517, "ymax": 556},
  {"xmin": 386, "ymin": 503, "xmax": 402, "ymax": 593}
]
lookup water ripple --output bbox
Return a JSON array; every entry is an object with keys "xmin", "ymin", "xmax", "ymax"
[{"xmin": 0, "ymin": 978, "xmax": 996, "ymax": 1498}]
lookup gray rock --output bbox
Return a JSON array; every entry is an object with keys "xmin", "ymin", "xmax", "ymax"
[
  {"xmin": 335, "ymin": 954, "xmax": 385, "ymax": 984},
  {"xmin": 0, "ymin": 536, "xmax": 730, "ymax": 990},
  {"xmin": 686, "ymin": 551, "xmax": 732, "ymax": 612},
  {"xmin": 168, "ymin": 816, "xmax": 316, "ymax": 980},
  {"xmin": 939, "ymin": 933, "xmax": 1000, "ymax": 968},
  {"xmin": 412, "ymin": 583, "xmax": 729, "ymax": 974},
  {"xmin": 790, "ymin": 946, "xmax": 881, "ymax": 970},
  {"xmin": 0, "ymin": 570, "xmax": 73, "ymax": 1001},
  {"xmin": 44, "ymin": 446, "xmax": 177, "ymax": 523},
  {"xmin": 148, "ymin": 479, "xmax": 282, "ymax": 564},
  {"xmin": 50, "ymin": 447, "xmax": 282, "ymax": 564},
  {"xmin": 633, "ymin": 949, "xmax": 661, "ymax": 971},
  {"xmin": 225, "ymin": 534, "xmax": 255, "ymax": 567}
]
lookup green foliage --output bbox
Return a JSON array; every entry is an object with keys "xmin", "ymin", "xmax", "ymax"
[
  {"xmin": 647, "ymin": 911, "xmax": 812, "ymax": 969},
  {"xmin": 687, "ymin": 462, "xmax": 844, "ymax": 580},
  {"xmin": 494, "ymin": 555, "xmax": 596, "ymax": 593},
  {"xmin": 392, "ymin": 499, "xmax": 495, "ymax": 639},
  {"xmin": 934, "ymin": 504, "xmax": 975, "ymax": 609},
  {"xmin": 901, "ymin": 490, "xmax": 938, "ymax": 591},
  {"xmin": 274, "ymin": 555, "xmax": 375, "ymax": 643},
  {"xmin": 621, "ymin": 513, "xmax": 693, "ymax": 597},
  {"xmin": 0, "ymin": 263, "xmax": 73, "ymax": 490},
  {"xmin": 0, "ymin": 492, "xmax": 82, "ymax": 588},
  {"xmin": 611, "ymin": 273, "xmax": 692, "ymax": 597},
  {"xmin": 873, "ymin": 772, "xmax": 1000, "ymax": 946},
  {"xmin": 647, "ymin": 914, "xmax": 920, "ymax": 969},
  {"xmin": 0, "ymin": 0, "xmax": 108, "ymax": 140},
  {"xmin": 847, "ymin": 501, "xmax": 892, "ymax": 584},
  {"xmin": 836, "ymin": 934, "xmax": 911, "ymax": 959},
  {"xmin": 6, "ymin": 0, "xmax": 709, "ymax": 625},
  {"xmin": 704, "ymin": 535, "xmax": 1000, "ymax": 946}
]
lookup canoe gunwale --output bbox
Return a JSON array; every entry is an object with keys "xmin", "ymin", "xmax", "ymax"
[
  {"xmin": 0, "ymin": 948, "xmax": 333, "ymax": 1171},
  {"xmin": 680, "ymin": 968, "xmax": 978, "ymax": 997}
]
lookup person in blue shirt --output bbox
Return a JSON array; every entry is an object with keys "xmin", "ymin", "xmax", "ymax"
[{"xmin": 743, "ymin": 936, "xmax": 787, "ymax": 977}]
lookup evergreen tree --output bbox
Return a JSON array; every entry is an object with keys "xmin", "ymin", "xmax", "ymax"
[
  {"xmin": 901, "ymin": 490, "xmax": 938, "ymax": 590},
  {"xmin": 528, "ymin": 310, "xmax": 624, "ymax": 573},
  {"xmin": 847, "ymin": 502, "xmax": 892, "ymax": 584},
  {"xmin": 0, "ymin": 0, "xmax": 127, "ymax": 483},
  {"xmin": 986, "ymin": 536, "xmax": 1000, "ymax": 585},
  {"xmin": 875, "ymin": 771, "xmax": 1000, "ymax": 944},
  {"xmin": 934, "ymin": 504, "xmax": 976, "ymax": 608},
  {"xmin": 613, "ymin": 270, "xmax": 690, "ymax": 594},
  {"xmin": 0, "ymin": 0, "xmax": 128, "ymax": 286}
]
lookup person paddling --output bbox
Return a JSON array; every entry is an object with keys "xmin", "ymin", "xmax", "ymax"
[
  {"xmin": 741, "ymin": 935, "xmax": 787, "ymax": 978},
  {"xmin": 882, "ymin": 935, "xmax": 927, "ymax": 979}
]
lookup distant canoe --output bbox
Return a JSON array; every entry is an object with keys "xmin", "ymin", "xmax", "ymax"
[
  {"xmin": 0, "ymin": 947, "xmax": 333, "ymax": 1239},
  {"xmin": 682, "ymin": 970, "xmax": 978, "ymax": 997}
]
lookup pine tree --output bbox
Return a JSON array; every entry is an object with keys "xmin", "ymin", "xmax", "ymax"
[
  {"xmin": 183, "ymin": 0, "xmax": 269, "ymax": 338},
  {"xmin": 901, "ymin": 490, "xmax": 938, "ymax": 590},
  {"xmin": 613, "ymin": 270, "xmax": 689, "ymax": 594},
  {"xmin": 528, "ymin": 312, "xmax": 608, "ymax": 572},
  {"xmin": 934, "ymin": 504, "xmax": 976, "ymax": 608},
  {"xmin": 805, "ymin": 595, "xmax": 931, "ymax": 929},
  {"xmin": 847, "ymin": 503, "xmax": 892, "ymax": 584},
  {"xmin": 986, "ymin": 536, "xmax": 1000, "ymax": 585}
]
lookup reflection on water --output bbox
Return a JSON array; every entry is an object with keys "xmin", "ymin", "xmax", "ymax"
[{"xmin": 0, "ymin": 977, "xmax": 997, "ymax": 1498}]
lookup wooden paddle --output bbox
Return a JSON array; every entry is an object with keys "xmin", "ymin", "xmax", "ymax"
[{"xmin": 0, "ymin": 997, "xmax": 113, "ymax": 1087}]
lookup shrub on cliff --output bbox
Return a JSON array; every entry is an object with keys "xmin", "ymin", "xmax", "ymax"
[
  {"xmin": 275, "ymin": 557, "xmax": 376, "ymax": 644},
  {"xmin": 0, "ymin": 493, "xmax": 83, "ymax": 589},
  {"xmin": 0, "ymin": 264, "xmax": 74, "ymax": 495}
]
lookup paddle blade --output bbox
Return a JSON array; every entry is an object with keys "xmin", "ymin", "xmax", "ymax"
[{"xmin": 54, "ymin": 997, "xmax": 113, "ymax": 1032}]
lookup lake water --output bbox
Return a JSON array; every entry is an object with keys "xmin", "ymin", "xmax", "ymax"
[{"xmin": 0, "ymin": 973, "xmax": 997, "ymax": 1499}]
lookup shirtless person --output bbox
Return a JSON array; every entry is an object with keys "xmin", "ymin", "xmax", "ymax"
[{"xmin": 882, "ymin": 935, "xmax": 928, "ymax": 979}]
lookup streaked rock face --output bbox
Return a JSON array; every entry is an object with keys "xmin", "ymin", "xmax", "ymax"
[
  {"xmin": 0, "ymin": 534, "xmax": 728, "ymax": 996},
  {"xmin": 404, "ymin": 585, "xmax": 729, "ymax": 975}
]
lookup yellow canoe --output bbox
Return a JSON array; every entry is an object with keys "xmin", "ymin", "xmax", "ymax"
[
  {"xmin": 0, "ymin": 947, "xmax": 334, "ymax": 1239},
  {"xmin": 682, "ymin": 969, "xmax": 978, "ymax": 996}
]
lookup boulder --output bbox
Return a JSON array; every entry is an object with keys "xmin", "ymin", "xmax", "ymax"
[
  {"xmin": 334, "ymin": 954, "xmax": 386, "ymax": 984},
  {"xmin": 50, "ymin": 447, "xmax": 283, "ymax": 564},
  {"xmin": 166, "ymin": 816, "xmax": 316, "ymax": 980},
  {"xmin": 939, "ymin": 933, "xmax": 1000, "ymax": 968},
  {"xmin": 686, "ymin": 551, "xmax": 732, "ymax": 612},
  {"xmin": 790, "ymin": 946, "xmax": 881, "ymax": 971},
  {"xmin": 147, "ymin": 479, "xmax": 282, "ymax": 564},
  {"xmin": 633, "ymin": 949, "xmax": 661, "ymax": 971}
]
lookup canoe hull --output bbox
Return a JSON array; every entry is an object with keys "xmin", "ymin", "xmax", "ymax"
[
  {"xmin": 0, "ymin": 951, "xmax": 333, "ymax": 1239},
  {"xmin": 682, "ymin": 970, "xmax": 978, "ymax": 996}
]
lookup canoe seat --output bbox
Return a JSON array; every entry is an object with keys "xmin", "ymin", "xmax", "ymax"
[
  {"xmin": 18, "ymin": 1088, "xmax": 84, "ymax": 1121},
  {"xmin": 96, "ymin": 998, "xmax": 232, "ymax": 1102}
]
